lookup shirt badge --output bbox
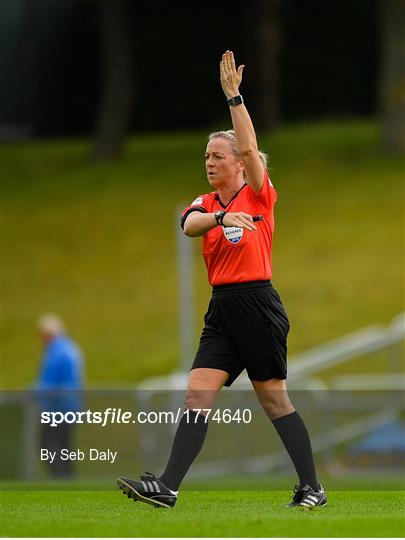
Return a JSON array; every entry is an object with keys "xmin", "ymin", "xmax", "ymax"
[
  {"xmin": 191, "ymin": 197, "xmax": 203, "ymax": 206},
  {"xmin": 223, "ymin": 226, "xmax": 243, "ymax": 244}
]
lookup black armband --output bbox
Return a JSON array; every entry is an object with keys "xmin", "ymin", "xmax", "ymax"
[{"xmin": 180, "ymin": 207, "xmax": 207, "ymax": 230}]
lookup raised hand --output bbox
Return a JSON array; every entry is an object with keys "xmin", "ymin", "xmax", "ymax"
[
  {"xmin": 222, "ymin": 212, "xmax": 256, "ymax": 231},
  {"xmin": 220, "ymin": 50, "xmax": 244, "ymax": 99}
]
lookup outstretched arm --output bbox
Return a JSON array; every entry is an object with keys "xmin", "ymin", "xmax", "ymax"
[
  {"xmin": 220, "ymin": 51, "xmax": 265, "ymax": 194},
  {"xmin": 184, "ymin": 210, "xmax": 256, "ymax": 237}
]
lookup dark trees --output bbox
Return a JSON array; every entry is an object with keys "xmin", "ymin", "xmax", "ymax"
[
  {"xmin": 248, "ymin": 0, "xmax": 282, "ymax": 132},
  {"xmin": 93, "ymin": 0, "xmax": 134, "ymax": 160},
  {"xmin": 380, "ymin": 0, "xmax": 405, "ymax": 154}
]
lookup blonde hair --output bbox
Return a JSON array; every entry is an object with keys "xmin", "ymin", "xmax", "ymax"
[
  {"xmin": 37, "ymin": 313, "xmax": 66, "ymax": 337},
  {"xmin": 208, "ymin": 130, "xmax": 268, "ymax": 179}
]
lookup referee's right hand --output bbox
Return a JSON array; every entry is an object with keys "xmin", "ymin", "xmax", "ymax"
[{"xmin": 222, "ymin": 212, "xmax": 257, "ymax": 231}]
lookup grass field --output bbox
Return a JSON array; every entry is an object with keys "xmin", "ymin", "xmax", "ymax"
[
  {"xmin": 1, "ymin": 487, "xmax": 404, "ymax": 537},
  {"xmin": 3, "ymin": 119, "xmax": 404, "ymax": 387}
]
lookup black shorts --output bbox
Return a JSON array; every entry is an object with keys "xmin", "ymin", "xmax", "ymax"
[{"xmin": 192, "ymin": 280, "xmax": 290, "ymax": 386}]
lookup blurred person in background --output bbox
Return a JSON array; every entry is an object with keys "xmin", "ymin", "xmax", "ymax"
[
  {"xmin": 35, "ymin": 313, "xmax": 84, "ymax": 478},
  {"xmin": 117, "ymin": 51, "xmax": 326, "ymax": 509}
]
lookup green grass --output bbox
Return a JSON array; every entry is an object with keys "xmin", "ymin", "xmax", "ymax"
[
  {"xmin": 3, "ymin": 119, "xmax": 404, "ymax": 387},
  {"xmin": 1, "ymin": 488, "xmax": 404, "ymax": 537}
]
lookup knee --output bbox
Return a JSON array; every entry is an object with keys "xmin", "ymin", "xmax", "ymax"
[
  {"xmin": 258, "ymin": 392, "xmax": 294, "ymax": 420},
  {"xmin": 184, "ymin": 389, "xmax": 200, "ymax": 411},
  {"xmin": 184, "ymin": 389, "xmax": 217, "ymax": 411}
]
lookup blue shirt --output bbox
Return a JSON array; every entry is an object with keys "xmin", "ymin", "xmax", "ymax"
[{"xmin": 36, "ymin": 335, "xmax": 84, "ymax": 412}]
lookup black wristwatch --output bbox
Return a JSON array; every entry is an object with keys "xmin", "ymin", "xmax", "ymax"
[
  {"xmin": 215, "ymin": 210, "xmax": 227, "ymax": 226},
  {"xmin": 227, "ymin": 94, "xmax": 244, "ymax": 107}
]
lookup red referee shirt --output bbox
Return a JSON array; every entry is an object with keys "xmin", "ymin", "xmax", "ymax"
[{"xmin": 181, "ymin": 170, "xmax": 277, "ymax": 286}]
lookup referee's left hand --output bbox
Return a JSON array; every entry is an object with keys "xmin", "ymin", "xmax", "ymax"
[
  {"xmin": 222, "ymin": 212, "xmax": 257, "ymax": 231},
  {"xmin": 220, "ymin": 50, "xmax": 244, "ymax": 99}
]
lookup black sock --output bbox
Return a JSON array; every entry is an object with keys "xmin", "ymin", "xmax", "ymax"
[
  {"xmin": 160, "ymin": 410, "xmax": 208, "ymax": 491},
  {"xmin": 272, "ymin": 411, "xmax": 319, "ymax": 491}
]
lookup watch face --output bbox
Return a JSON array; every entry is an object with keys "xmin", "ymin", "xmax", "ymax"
[
  {"xmin": 215, "ymin": 210, "xmax": 225, "ymax": 226},
  {"xmin": 228, "ymin": 95, "xmax": 243, "ymax": 106}
]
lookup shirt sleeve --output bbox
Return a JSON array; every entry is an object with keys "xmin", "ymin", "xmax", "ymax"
[
  {"xmin": 180, "ymin": 194, "xmax": 209, "ymax": 229},
  {"xmin": 248, "ymin": 169, "xmax": 277, "ymax": 210}
]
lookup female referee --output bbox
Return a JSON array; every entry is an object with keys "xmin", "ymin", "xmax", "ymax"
[{"xmin": 118, "ymin": 51, "xmax": 326, "ymax": 510}]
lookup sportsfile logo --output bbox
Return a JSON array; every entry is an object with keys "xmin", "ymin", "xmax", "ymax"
[{"xmin": 40, "ymin": 408, "xmax": 252, "ymax": 427}]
